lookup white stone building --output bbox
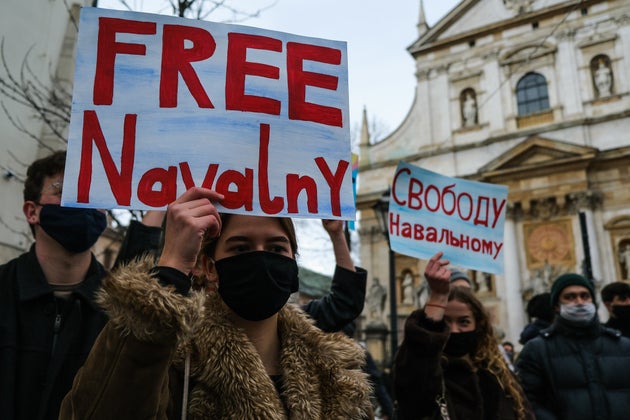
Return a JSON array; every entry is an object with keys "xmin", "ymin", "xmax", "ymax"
[
  {"xmin": 0, "ymin": 0, "xmax": 93, "ymax": 261},
  {"xmin": 357, "ymin": 0, "xmax": 630, "ymax": 363}
]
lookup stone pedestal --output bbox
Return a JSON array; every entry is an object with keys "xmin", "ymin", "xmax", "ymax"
[{"xmin": 364, "ymin": 323, "xmax": 388, "ymax": 369}]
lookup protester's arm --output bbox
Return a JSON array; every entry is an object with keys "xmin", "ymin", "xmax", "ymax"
[
  {"xmin": 393, "ymin": 251, "xmax": 452, "ymax": 420},
  {"xmin": 302, "ymin": 220, "xmax": 367, "ymax": 332},
  {"xmin": 393, "ymin": 309, "xmax": 449, "ymax": 420},
  {"xmin": 324, "ymin": 219, "xmax": 354, "ymax": 271},
  {"xmin": 60, "ymin": 189, "xmax": 223, "ymax": 419},
  {"xmin": 59, "ymin": 261, "xmax": 199, "ymax": 419}
]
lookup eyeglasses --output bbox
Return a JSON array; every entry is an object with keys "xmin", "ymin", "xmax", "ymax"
[{"xmin": 41, "ymin": 181, "xmax": 63, "ymax": 197}]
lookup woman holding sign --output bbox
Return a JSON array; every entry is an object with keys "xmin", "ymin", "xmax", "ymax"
[
  {"xmin": 393, "ymin": 252, "xmax": 533, "ymax": 420},
  {"xmin": 59, "ymin": 187, "xmax": 372, "ymax": 419}
]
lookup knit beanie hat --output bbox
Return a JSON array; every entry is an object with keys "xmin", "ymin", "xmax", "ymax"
[
  {"xmin": 550, "ymin": 273, "xmax": 595, "ymax": 307},
  {"xmin": 449, "ymin": 269, "xmax": 472, "ymax": 287}
]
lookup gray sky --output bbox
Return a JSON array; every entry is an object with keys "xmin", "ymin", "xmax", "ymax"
[
  {"xmin": 98, "ymin": 0, "xmax": 460, "ymax": 140},
  {"xmin": 244, "ymin": 0, "xmax": 460, "ymax": 136}
]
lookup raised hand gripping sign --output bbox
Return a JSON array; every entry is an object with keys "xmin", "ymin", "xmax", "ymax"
[
  {"xmin": 389, "ymin": 161, "xmax": 508, "ymax": 275},
  {"xmin": 62, "ymin": 7, "xmax": 354, "ymax": 220}
]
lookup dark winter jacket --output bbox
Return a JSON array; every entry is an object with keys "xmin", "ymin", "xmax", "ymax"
[
  {"xmin": 604, "ymin": 316, "xmax": 630, "ymax": 338},
  {"xmin": 394, "ymin": 310, "xmax": 532, "ymax": 420},
  {"xmin": 0, "ymin": 246, "xmax": 108, "ymax": 420},
  {"xmin": 516, "ymin": 315, "xmax": 630, "ymax": 420},
  {"xmin": 113, "ymin": 219, "xmax": 163, "ymax": 268},
  {"xmin": 60, "ymin": 258, "xmax": 372, "ymax": 419},
  {"xmin": 302, "ymin": 265, "xmax": 367, "ymax": 332},
  {"xmin": 519, "ymin": 318, "xmax": 552, "ymax": 345}
]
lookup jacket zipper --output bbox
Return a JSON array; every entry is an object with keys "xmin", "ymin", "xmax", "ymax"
[{"xmin": 51, "ymin": 309, "xmax": 62, "ymax": 355}]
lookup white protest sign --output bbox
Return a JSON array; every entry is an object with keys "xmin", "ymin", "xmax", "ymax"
[
  {"xmin": 62, "ymin": 7, "xmax": 354, "ymax": 219},
  {"xmin": 389, "ymin": 161, "xmax": 508, "ymax": 274}
]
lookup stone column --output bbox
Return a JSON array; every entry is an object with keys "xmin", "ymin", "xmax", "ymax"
[{"xmin": 503, "ymin": 217, "xmax": 526, "ymax": 345}]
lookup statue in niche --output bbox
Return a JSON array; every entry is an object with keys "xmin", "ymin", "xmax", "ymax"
[
  {"xmin": 526, "ymin": 261, "xmax": 564, "ymax": 298},
  {"xmin": 475, "ymin": 271, "xmax": 491, "ymax": 294},
  {"xmin": 415, "ymin": 280, "xmax": 428, "ymax": 307},
  {"xmin": 461, "ymin": 90, "xmax": 478, "ymax": 127},
  {"xmin": 619, "ymin": 243, "xmax": 630, "ymax": 279},
  {"xmin": 402, "ymin": 272, "xmax": 414, "ymax": 305},
  {"xmin": 503, "ymin": 0, "xmax": 534, "ymax": 13},
  {"xmin": 367, "ymin": 277, "xmax": 387, "ymax": 325},
  {"xmin": 592, "ymin": 57, "xmax": 613, "ymax": 98}
]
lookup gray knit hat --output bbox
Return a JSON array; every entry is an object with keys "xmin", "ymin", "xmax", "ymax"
[{"xmin": 449, "ymin": 269, "xmax": 472, "ymax": 287}]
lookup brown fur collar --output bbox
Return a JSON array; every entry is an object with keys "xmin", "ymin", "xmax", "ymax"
[
  {"xmin": 100, "ymin": 259, "xmax": 371, "ymax": 419},
  {"xmin": 97, "ymin": 257, "xmax": 206, "ymax": 344},
  {"xmin": 183, "ymin": 293, "xmax": 372, "ymax": 419}
]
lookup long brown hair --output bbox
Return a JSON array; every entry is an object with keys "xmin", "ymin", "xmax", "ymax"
[{"xmin": 448, "ymin": 287, "xmax": 528, "ymax": 419}]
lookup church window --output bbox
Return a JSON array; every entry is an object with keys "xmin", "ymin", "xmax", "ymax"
[{"xmin": 516, "ymin": 72, "xmax": 550, "ymax": 115}]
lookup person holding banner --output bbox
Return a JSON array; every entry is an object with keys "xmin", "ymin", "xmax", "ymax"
[
  {"xmin": 0, "ymin": 150, "xmax": 109, "ymax": 420},
  {"xmin": 393, "ymin": 252, "xmax": 533, "ymax": 420},
  {"xmin": 115, "ymin": 211, "xmax": 367, "ymax": 333},
  {"xmin": 60, "ymin": 187, "xmax": 372, "ymax": 419}
]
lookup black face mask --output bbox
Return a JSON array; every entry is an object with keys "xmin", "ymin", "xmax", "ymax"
[
  {"xmin": 216, "ymin": 251, "xmax": 299, "ymax": 321},
  {"xmin": 444, "ymin": 330, "xmax": 478, "ymax": 357},
  {"xmin": 612, "ymin": 304, "xmax": 630, "ymax": 321},
  {"xmin": 38, "ymin": 204, "xmax": 107, "ymax": 252}
]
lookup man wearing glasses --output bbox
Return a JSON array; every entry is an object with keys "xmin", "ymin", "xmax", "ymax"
[{"xmin": 0, "ymin": 150, "xmax": 109, "ymax": 420}]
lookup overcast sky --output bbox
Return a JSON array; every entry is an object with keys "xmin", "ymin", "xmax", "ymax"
[{"xmin": 244, "ymin": 0, "xmax": 461, "ymax": 137}]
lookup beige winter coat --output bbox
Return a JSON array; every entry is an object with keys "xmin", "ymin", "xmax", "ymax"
[{"xmin": 59, "ymin": 258, "xmax": 372, "ymax": 419}]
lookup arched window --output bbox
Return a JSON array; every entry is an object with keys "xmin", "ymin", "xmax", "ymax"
[{"xmin": 516, "ymin": 72, "xmax": 550, "ymax": 115}]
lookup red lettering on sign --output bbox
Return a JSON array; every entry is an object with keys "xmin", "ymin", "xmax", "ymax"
[
  {"xmin": 225, "ymin": 33, "xmax": 282, "ymax": 115},
  {"xmin": 287, "ymin": 42, "xmax": 342, "ymax": 127},
  {"xmin": 137, "ymin": 166, "xmax": 177, "ymax": 206},
  {"xmin": 94, "ymin": 18, "xmax": 156, "ymax": 105},
  {"xmin": 78, "ymin": 110, "xmax": 136, "ymax": 205},
  {"xmin": 160, "ymin": 24, "xmax": 216, "ymax": 108}
]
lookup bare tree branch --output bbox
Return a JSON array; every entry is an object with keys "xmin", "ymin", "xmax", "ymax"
[
  {"xmin": 62, "ymin": 0, "xmax": 80, "ymax": 32},
  {"xmin": 0, "ymin": 39, "xmax": 71, "ymax": 146}
]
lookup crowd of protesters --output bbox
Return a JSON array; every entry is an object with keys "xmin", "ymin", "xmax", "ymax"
[{"xmin": 2, "ymin": 150, "xmax": 630, "ymax": 419}]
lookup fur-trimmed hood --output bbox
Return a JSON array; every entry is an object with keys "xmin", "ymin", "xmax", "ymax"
[
  {"xmin": 183, "ymin": 294, "xmax": 372, "ymax": 419},
  {"xmin": 94, "ymin": 258, "xmax": 372, "ymax": 419}
]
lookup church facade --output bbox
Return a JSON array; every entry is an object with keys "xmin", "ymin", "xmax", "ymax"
[{"xmin": 357, "ymin": 0, "xmax": 630, "ymax": 362}]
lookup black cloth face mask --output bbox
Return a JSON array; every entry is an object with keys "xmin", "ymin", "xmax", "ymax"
[
  {"xmin": 38, "ymin": 204, "xmax": 107, "ymax": 252},
  {"xmin": 443, "ymin": 330, "xmax": 478, "ymax": 357},
  {"xmin": 216, "ymin": 251, "xmax": 299, "ymax": 321},
  {"xmin": 612, "ymin": 304, "xmax": 630, "ymax": 321}
]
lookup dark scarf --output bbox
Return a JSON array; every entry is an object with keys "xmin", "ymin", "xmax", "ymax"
[{"xmin": 553, "ymin": 313, "xmax": 600, "ymax": 338}]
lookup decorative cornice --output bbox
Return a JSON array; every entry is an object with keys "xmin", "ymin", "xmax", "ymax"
[{"xmin": 566, "ymin": 190, "xmax": 603, "ymax": 213}]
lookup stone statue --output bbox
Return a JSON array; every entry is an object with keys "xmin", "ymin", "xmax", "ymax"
[
  {"xmin": 620, "ymin": 244, "xmax": 630, "ymax": 278},
  {"xmin": 476, "ymin": 271, "xmax": 490, "ymax": 293},
  {"xmin": 415, "ymin": 281, "xmax": 428, "ymax": 308},
  {"xmin": 594, "ymin": 59, "xmax": 612, "ymax": 98},
  {"xmin": 402, "ymin": 272, "xmax": 414, "ymax": 304},
  {"xmin": 462, "ymin": 91, "xmax": 477, "ymax": 127},
  {"xmin": 367, "ymin": 277, "xmax": 387, "ymax": 325},
  {"xmin": 503, "ymin": 0, "xmax": 534, "ymax": 14}
]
